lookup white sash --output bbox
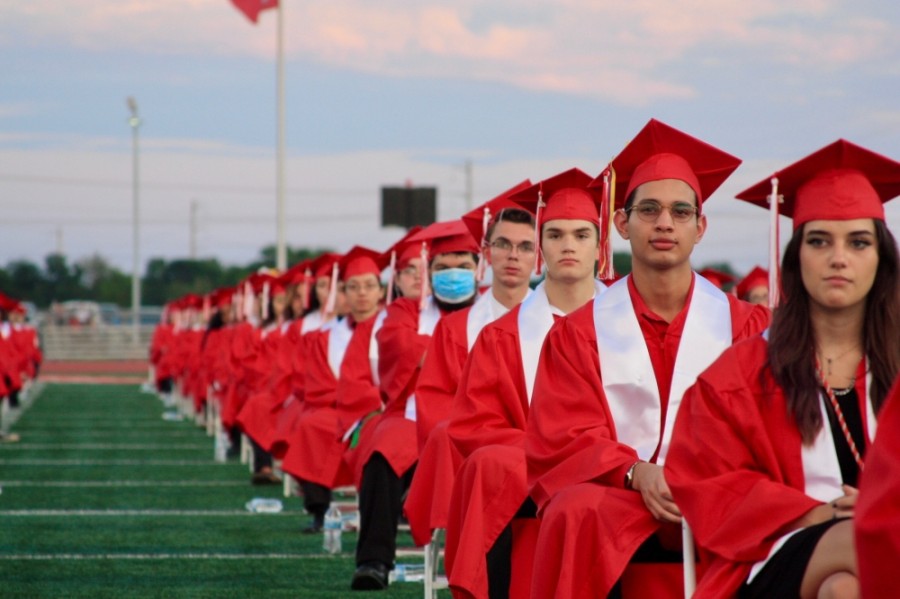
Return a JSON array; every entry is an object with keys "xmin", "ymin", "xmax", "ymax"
[
  {"xmin": 519, "ymin": 280, "xmax": 605, "ymax": 404},
  {"xmin": 326, "ymin": 317, "xmax": 354, "ymax": 378},
  {"xmin": 466, "ymin": 289, "xmax": 523, "ymax": 351},
  {"xmin": 368, "ymin": 309, "xmax": 388, "ymax": 386},
  {"xmin": 301, "ymin": 310, "xmax": 325, "ymax": 334},
  {"xmin": 405, "ymin": 296, "xmax": 443, "ymax": 421},
  {"xmin": 596, "ymin": 274, "xmax": 731, "ymax": 464}
]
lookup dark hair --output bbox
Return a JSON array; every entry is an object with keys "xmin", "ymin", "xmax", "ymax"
[
  {"xmin": 766, "ymin": 220, "xmax": 900, "ymax": 443},
  {"xmin": 485, "ymin": 208, "xmax": 535, "ymax": 243},
  {"xmin": 201, "ymin": 310, "xmax": 225, "ymax": 349}
]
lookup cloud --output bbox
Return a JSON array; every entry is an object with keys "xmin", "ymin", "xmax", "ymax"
[{"xmin": 2, "ymin": 1, "xmax": 897, "ymax": 105}]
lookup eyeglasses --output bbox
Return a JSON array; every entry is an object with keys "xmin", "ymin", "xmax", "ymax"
[
  {"xmin": 625, "ymin": 201, "xmax": 699, "ymax": 223},
  {"xmin": 398, "ymin": 265, "xmax": 420, "ymax": 277},
  {"xmin": 489, "ymin": 239, "xmax": 536, "ymax": 254},
  {"xmin": 345, "ymin": 282, "xmax": 381, "ymax": 293}
]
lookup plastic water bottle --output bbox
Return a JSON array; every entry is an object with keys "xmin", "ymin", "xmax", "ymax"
[
  {"xmin": 323, "ymin": 503, "xmax": 342, "ymax": 554},
  {"xmin": 389, "ymin": 563, "xmax": 426, "ymax": 583}
]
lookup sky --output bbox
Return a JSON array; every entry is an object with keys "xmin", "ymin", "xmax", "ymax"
[{"xmin": 2, "ymin": 0, "xmax": 899, "ymax": 278}]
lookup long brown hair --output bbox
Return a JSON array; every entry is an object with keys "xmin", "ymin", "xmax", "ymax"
[{"xmin": 766, "ymin": 219, "xmax": 900, "ymax": 444}]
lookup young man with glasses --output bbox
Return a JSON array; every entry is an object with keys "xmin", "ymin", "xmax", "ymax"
[
  {"xmin": 445, "ymin": 168, "xmax": 607, "ymax": 599},
  {"xmin": 524, "ymin": 120, "xmax": 770, "ymax": 598},
  {"xmin": 404, "ymin": 182, "xmax": 536, "ymax": 551}
]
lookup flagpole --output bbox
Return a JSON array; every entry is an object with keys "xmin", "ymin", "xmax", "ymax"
[{"xmin": 275, "ymin": 0, "xmax": 287, "ymax": 271}]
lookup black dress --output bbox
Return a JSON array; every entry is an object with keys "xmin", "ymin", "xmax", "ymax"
[{"xmin": 739, "ymin": 387, "xmax": 865, "ymax": 598}]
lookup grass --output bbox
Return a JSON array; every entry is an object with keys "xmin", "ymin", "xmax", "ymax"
[{"xmin": 0, "ymin": 383, "xmax": 446, "ymax": 598}]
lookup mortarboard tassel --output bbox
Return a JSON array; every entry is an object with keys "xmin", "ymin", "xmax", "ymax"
[
  {"xmin": 419, "ymin": 241, "xmax": 430, "ymax": 311},
  {"xmin": 386, "ymin": 250, "xmax": 397, "ymax": 306},
  {"xmin": 261, "ymin": 281, "xmax": 270, "ymax": 322},
  {"xmin": 475, "ymin": 206, "xmax": 491, "ymax": 283},
  {"xmin": 325, "ymin": 262, "xmax": 339, "ymax": 316},
  {"xmin": 768, "ymin": 177, "xmax": 782, "ymax": 310},
  {"xmin": 597, "ymin": 166, "xmax": 617, "ymax": 281},
  {"xmin": 533, "ymin": 186, "xmax": 545, "ymax": 276}
]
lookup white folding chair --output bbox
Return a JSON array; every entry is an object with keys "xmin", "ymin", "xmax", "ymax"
[
  {"xmin": 683, "ymin": 520, "xmax": 696, "ymax": 598},
  {"xmin": 424, "ymin": 528, "xmax": 449, "ymax": 599}
]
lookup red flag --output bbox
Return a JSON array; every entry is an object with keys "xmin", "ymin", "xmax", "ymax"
[{"xmin": 231, "ymin": 0, "xmax": 278, "ymax": 23}]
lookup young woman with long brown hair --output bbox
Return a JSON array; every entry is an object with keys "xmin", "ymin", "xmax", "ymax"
[{"xmin": 665, "ymin": 139, "xmax": 900, "ymax": 599}]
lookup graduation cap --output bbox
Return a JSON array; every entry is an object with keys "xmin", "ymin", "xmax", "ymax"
[
  {"xmin": 338, "ymin": 246, "xmax": 388, "ymax": 282},
  {"xmin": 461, "ymin": 179, "xmax": 533, "ymax": 281},
  {"xmin": 510, "ymin": 168, "xmax": 602, "ymax": 275},
  {"xmin": 697, "ymin": 268, "xmax": 735, "ymax": 291},
  {"xmin": 209, "ymin": 287, "xmax": 234, "ymax": 309},
  {"xmin": 605, "ymin": 118, "xmax": 742, "ymax": 210},
  {"xmin": 735, "ymin": 266, "xmax": 769, "ymax": 302},
  {"xmin": 381, "ymin": 227, "xmax": 423, "ymax": 305},
  {"xmin": 735, "ymin": 139, "xmax": 900, "ymax": 307},
  {"xmin": 407, "ymin": 220, "xmax": 480, "ymax": 308}
]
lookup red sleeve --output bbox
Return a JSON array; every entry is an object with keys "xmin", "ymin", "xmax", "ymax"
[
  {"xmin": 335, "ymin": 317, "xmax": 382, "ymax": 433},
  {"xmin": 856, "ymin": 376, "xmax": 900, "ymax": 598},
  {"xmin": 376, "ymin": 298, "xmax": 431, "ymax": 409},
  {"xmin": 726, "ymin": 295, "xmax": 771, "ymax": 342},
  {"xmin": 447, "ymin": 313, "xmax": 530, "ymax": 460},
  {"xmin": 525, "ymin": 307, "xmax": 639, "ymax": 511},
  {"xmin": 665, "ymin": 339, "xmax": 821, "ymax": 566},
  {"xmin": 415, "ymin": 310, "xmax": 469, "ymax": 452}
]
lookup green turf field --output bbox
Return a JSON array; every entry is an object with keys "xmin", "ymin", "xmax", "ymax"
[{"xmin": 0, "ymin": 384, "xmax": 449, "ymax": 598}]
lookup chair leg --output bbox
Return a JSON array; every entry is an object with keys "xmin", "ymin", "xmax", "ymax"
[{"xmin": 683, "ymin": 520, "xmax": 696, "ymax": 598}]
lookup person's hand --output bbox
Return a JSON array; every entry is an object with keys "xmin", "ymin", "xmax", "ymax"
[
  {"xmin": 632, "ymin": 462, "xmax": 682, "ymax": 524},
  {"xmin": 831, "ymin": 485, "xmax": 858, "ymax": 519}
]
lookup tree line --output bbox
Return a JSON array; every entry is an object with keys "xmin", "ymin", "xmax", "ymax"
[{"xmin": 0, "ymin": 245, "xmax": 329, "ymax": 308}]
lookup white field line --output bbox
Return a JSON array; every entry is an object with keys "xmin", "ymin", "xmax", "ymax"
[
  {"xmin": 0, "ymin": 443, "xmax": 209, "ymax": 450},
  {"xmin": 0, "ymin": 553, "xmax": 339, "ymax": 560},
  {"xmin": 0, "ymin": 509, "xmax": 295, "ymax": 516},
  {"xmin": 0, "ymin": 459, "xmax": 222, "ymax": 466},
  {"xmin": 0, "ymin": 480, "xmax": 246, "ymax": 488}
]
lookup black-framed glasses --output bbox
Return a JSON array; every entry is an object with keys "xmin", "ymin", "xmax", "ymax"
[
  {"xmin": 489, "ymin": 239, "xmax": 536, "ymax": 254},
  {"xmin": 625, "ymin": 201, "xmax": 699, "ymax": 223}
]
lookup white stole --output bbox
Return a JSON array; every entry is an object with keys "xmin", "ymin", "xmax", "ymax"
[
  {"xmin": 466, "ymin": 289, "xmax": 525, "ymax": 351},
  {"xmin": 301, "ymin": 310, "xmax": 325, "ymax": 334},
  {"xmin": 405, "ymin": 296, "xmax": 443, "ymax": 421},
  {"xmin": 595, "ymin": 274, "xmax": 731, "ymax": 464},
  {"xmin": 368, "ymin": 309, "xmax": 388, "ymax": 386},
  {"xmin": 519, "ymin": 280, "xmax": 606, "ymax": 403},
  {"xmin": 326, "ymin": 317, "xmax": 354, "ymax": 378}
]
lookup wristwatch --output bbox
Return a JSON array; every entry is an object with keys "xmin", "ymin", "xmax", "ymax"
[{"xmin": 624, "ymin": 461, "xmax": 640, "ymax": 490}]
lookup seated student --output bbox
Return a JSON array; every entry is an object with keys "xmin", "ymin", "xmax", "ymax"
[
  {"xmin": 403, "ymin": 182, "xmax": 536, "ymax": 549},
  {"xmin": 446, "ymin": 168, "xmax": 608, "ymax": 599},
  {"xmin": 665, "ymin": 139, "xmax": 900, "ymax": 598},
  {"xmin": 524, "ymin": 120, "xmax": 769, "ymax": 599},
  {"xmin": 281, "ymin": 250, "xmax": 384, "ymax": 533},
  {"xmin": 734, "ymin": 265, "xmax": 770, "ymax": 306},
  {"xmin": 856, "ymin": 375, "xmax": 900, "ymax": 598},
  {"xmin": 350, "ymin": 220, "xmax": 480, "ymax": 591}
]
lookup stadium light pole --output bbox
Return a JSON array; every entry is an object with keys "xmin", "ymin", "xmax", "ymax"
[{"xmin": 127, "ymin": 96, "xmax": 142, "ymax": 345}]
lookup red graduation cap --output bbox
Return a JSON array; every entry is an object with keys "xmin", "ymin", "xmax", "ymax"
[
  {"xmin": 735, "ymin": 139, "xmax": 900, "ymax": 308},
  {"xmin": 339, "ymin": 246, "xmax": 388, "ymax": 282},
  {"xmin": 736, "ymin": 139, "xmax": 900, "ymax": 229},
  {"xmin": 462, "ymin": 179, "xmax": 533, "ymax": 280},
  {"xmin": 407, "ymin": 220, "xmax": 480, "ymax": 308},
  {"xmin": 698, "ymin": 267, "xmax": 736, "ymax": 290},
  {"xmin": 735, "ymin": 266, "xmax": 769, "ymax": 301},
  {"xmin": 606, "ymin": 118, "xmax": 742, "ymax": 210},
  {"xmin": 209, "ymin": 287, "xmax": 234, "ymax": 309},
  {"xmin": 309, "ymin": 253, "xmax": 341, "ymax": 279},
  {"xmin": 511, "ymin": 168, "xmax": 602, "ymax": 275}
]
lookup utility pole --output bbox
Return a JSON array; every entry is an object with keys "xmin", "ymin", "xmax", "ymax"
[
  {"xmin": 127, "ymin": 96, "xmax": 142, "ymax": 345},
  {"xmin": 464, "ymin": 159, "xmax": 474, "ymax": 212},
  {"xmin": 55, "ymin": 227, "xmax": 64, "ymax": 255}
]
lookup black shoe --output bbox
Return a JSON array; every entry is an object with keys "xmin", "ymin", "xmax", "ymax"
[
  {"xmin": 301, "ymin": 523, "xmax": 323, "ymax": 534},
  {"xmin": 251, "ymin": 470, "xmax": 282, "ymax": 485},
  {"xmin": 351, "ymin": 561, "xmax": 389, "ymax": 591}
]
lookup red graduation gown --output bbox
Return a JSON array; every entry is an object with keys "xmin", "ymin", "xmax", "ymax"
[
  {"xmin": 855, "ymin": 375, "xmax": 900, "ymax": 599},
  {"xmin": 663, "ymin": 336, "xmax": 874, "ymax": 597},
  {"xmin": 526, "ymin": 284, "xmax": 768, "ymax": 599},
  {"xmin": 443, "ymin": 305, "xmax": 533, "ymax": 599},
  {"xmin": 220, "ymin": 321, "xmax": 261, "ymax": 430},
  {"xmin": 403, "ymin": 307, "xmax": 471, "ymax": 545},
  {"xmin": 352, "ymin": 298, "xmax": 435, "ymax": 483},
  {"xmin": 236, "ymin": 322, "xmax": 292, "ymax": 450},
  {"xmin": 281, "ymin": 317, "xmax": 361, "ymax": 488}
]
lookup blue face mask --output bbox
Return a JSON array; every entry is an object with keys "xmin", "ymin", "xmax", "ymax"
[{"xmin": 431, "ymin": 268, "xmax": 476, "ymax": 304}]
